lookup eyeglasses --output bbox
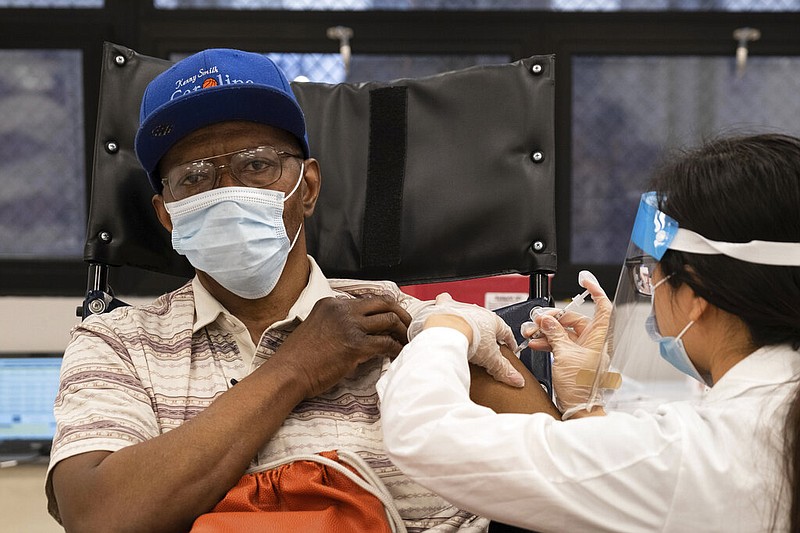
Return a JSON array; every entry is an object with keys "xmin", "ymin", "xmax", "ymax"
[
  {"xmin": 625, "ymin": 255, "xmax": 660, "ymax": 297},
  {"xmin": 161, "ymin": 145, "xmax": 303, "ymax": 200}
]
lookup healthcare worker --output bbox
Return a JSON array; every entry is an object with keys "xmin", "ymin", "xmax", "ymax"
[{"xmin": 377, "ymin": 133, "xmax": 800, "ymax": 532}]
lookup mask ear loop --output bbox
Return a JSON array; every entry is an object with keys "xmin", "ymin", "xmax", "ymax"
[
  {"xmin": 675, "ymin": 320, "xmax": 695, "ymax": 340},
  {"xmin": 649, "ymin": 273, "xmax": 674, "ymax": 306},
  {"xmin": 288, "ymin": 222, "xmax": 303, "ymax": 250},
  {"xmin": 283, "ymin": 161, "xmax": 305, "ymax": 202},
  {"xmin": 285, "ymin": 161, "xmax": 305, "ymax": 252},
  {"xmin": 650, "ymin": 273, "xmax": 695, "ymax": 343}
]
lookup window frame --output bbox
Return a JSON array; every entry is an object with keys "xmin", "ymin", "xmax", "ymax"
[{"xmin": 1, "ymin": 4, "xmax": 799, "ymax": 298}]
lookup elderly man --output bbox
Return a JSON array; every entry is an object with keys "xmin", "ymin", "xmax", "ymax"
[{"xmin": 46, "ymin": 48, "xmax": 552, "ymax": 532}]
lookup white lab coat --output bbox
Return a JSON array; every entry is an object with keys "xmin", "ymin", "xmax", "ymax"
[{"xmin": 377, "ymin": 327, "xmax": 800, "ymax": 533}]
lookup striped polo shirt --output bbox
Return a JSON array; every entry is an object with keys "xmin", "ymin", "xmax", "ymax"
[{"xmin": 46, "ymin": 257, "xmax": 489, "ymax": 532}]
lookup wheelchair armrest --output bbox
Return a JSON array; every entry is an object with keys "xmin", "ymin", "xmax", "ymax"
[{"xmin": 494, "ymin": 298, "xmax": 553, "ymax": 399}]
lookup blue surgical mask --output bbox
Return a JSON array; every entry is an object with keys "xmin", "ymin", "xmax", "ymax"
[
  {"xmin": 645, "ymin": 277, "xmax": 710, "ymax": 386},
  {"xmin": 165, "ymin": 163, "xmax": 304, "ymax": 299}
]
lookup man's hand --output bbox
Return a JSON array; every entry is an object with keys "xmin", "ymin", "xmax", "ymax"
[{"xmin": 273, "ymin": 295, "xmax": 412, "ymax": 398}]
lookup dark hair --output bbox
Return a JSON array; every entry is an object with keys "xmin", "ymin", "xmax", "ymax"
[{"xmin": 650, "ymin": 133, "xmax": 800, "ymax": 531}]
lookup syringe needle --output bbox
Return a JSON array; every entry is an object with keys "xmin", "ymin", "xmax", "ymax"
[{"xmin": 512, "ymin": 289, "xmax": 591, "ymax": 354}]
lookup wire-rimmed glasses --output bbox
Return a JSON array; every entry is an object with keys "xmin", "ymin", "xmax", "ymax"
[{"xmin": 161, "ymin": 145, "xmax": 302, "ymax": 200}]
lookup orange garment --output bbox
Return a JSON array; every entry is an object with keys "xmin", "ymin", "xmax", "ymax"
[{"xmin": 191, "ymin": 450, "xmax": 394, "ymax": 533}]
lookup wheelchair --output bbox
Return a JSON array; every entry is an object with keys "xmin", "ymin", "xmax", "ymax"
[{"xmin": 81, "ymin": 42, "xmax": 558, "ymax": 533}]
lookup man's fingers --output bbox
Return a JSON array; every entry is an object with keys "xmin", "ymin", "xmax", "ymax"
[
  {"xmin": 352, "ymin": 294, "xmax": 413, "ymax": 326},
  {"xmin": 369, "ymin": 334, "xmax": 407, "ymax": 360},
  {"xmin": 359, "ymin": 310, "xmax": 409, "ymax": 344}
]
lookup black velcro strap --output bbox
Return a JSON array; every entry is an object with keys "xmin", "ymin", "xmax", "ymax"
[{"xmin": 361, "ymin": 86, "xmax": 408, "ymax": 268}]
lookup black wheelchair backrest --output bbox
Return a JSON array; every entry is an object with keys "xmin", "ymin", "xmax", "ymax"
[
  {"xmin": 83, "ymin": 42, "xmax": 557, "ymax": 407},
  {"xmin": 86, "ymin": 42, "xmax": 556, "ymax": 287}
]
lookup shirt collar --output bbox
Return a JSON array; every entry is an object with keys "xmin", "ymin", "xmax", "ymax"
[
  {"xmin": 192, "ymin": 255, "xmax": 335, "ymax": 333},
  {"xmin": 192, "ymin": 276, "xmax": 225, "ymax": 333},
  {"xmin": 703, "ymin": 344, "xmax": 800, "ymax": 402},
  {"xmin": 280, "ymin": 255, "xmax": 337, "ymax": 326}
]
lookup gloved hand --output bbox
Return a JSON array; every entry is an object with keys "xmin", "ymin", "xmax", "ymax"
[
  {"xmin": 523, "ymin": 271, "xmax": 614, "ymax": 418},
  {"xmin": 408, "ymin": 293, "xmax": 525, "ymax": 388}
]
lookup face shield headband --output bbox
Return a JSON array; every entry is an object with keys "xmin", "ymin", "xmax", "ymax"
[{"xmin": 633, "ymin": 191, "xmax": 800, "ymax": 266}]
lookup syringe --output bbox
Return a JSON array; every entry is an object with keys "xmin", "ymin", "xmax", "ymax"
[{"xmin": 513, "ymin": 289, "xmax": 591, "ymax": 354}]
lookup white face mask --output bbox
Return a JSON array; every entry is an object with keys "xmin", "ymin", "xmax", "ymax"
[{"xmin": 165, "ymin": 163, "xmax": 304, "ymax": 299}]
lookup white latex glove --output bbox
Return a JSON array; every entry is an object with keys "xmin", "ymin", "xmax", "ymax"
[
  {"xmin": 522, "ymin": 271, "xmax": 613, "ymax": 418},
  {"xmin": 408, "ymin": 293, "xmax": 525, "ymax": 388}
]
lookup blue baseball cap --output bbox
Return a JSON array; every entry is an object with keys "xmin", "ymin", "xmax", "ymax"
[{"xmin": 134, "ymin": 48, "xmax": 310, "ymax": 193}]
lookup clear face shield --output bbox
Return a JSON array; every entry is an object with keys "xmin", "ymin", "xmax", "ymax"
[
  {"xmin": 581, "ymin": 192, "xmax": 701, "ymax": 414},
  {"xmin": 602, "ymin": 240, "xmax": 704, "ymax": 412},
  {"xmin": 586, "ymin": 191, "xmax": 800, "ymax": 413}
]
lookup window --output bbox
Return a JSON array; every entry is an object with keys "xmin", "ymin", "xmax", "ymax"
[
  {"xmin": 571, "ymin": 55, "xmax": 800, "ymax": 267},
  {"xmin": 0, "ymin": 49, "xmax": 85, "ymax": 260},
  {"xmin": 153, "ymin": 0, "xmax": 800, "ymax": 11},
  {"xmin": 2, "ymin": 5, "xmax": 800, "ymax": 298},
  {"xmin": 171, "ymin": 52, "xmax": 509, "ymax": 84},
  {"xmin": 0, "ymin": 0, "xmax": 101, "ymax": 6}
]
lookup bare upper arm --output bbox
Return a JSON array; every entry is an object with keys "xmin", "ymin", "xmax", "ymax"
[
  {"xmin": 468, "ymin": 345, "xmax": 560, "ymax": 418},
  {"xmin": 48, "ymin": 451, "xmax": 112, "ymax": 526}
]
